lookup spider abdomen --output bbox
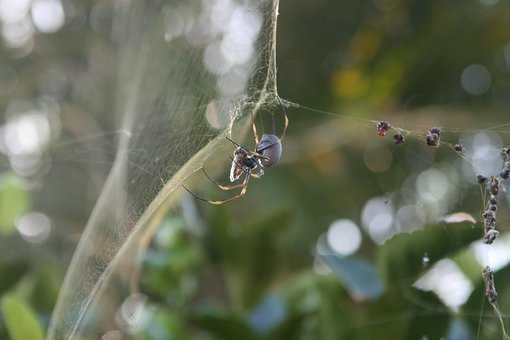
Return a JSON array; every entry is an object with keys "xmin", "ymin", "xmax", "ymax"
[{"xmin": 257, "ymin": 134, "xmax": 282, "ymax": 167}]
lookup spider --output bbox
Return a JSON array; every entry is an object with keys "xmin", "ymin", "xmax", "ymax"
[{"xmin": 183, "ymin": 100, "xmax": 289, "ymax": 205}]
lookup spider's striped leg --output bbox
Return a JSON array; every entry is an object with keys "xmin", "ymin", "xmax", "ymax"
[
  {"xmin": 251, "ymin": 167, "xmax": 264, "ymax": 178},
  {"xmin": 202, "ymin": 167, "xmax": 246, "ymax": 191},
  {"xmin": 183, "ymin": 171, "xmax": 251, "ymax": 205},
  {"xmin": 252, "ymin": 119, "xmax": 260, "ymax": 145},
  {"xmin": 278, "ymin": 96, "xmax": 289, "ymax": 141}
]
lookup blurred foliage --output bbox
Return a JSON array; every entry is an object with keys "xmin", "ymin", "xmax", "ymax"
[
  {"xmin": 0, "ymin": 174, "xmax": 29, "ymax": 235},
  {"xmin": 133, "ymin": 214, "xmax": 484, "ymax": 340},
  {"xmin": 2, "ymin": 0, "xmax": 510, "ymax": 339},
  {"xmin": 1, "ymin": 295, "xmax": 44, "ymax": 340}
]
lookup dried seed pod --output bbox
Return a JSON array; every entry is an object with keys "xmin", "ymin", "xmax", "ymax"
[
  {"xmin": 500, "ymin": 170, "xmax": 510, "ymax": 180},
  {"xmin": 426, "ymin": 133, "xmax": 440, "ymax": 147},
  {"xmin": 425, "ymin": 127, "xmax": 441, "ymax": 147},
  {"xmin": 489, "ymin": 195, "xmax": 497, "ymax": 205},
  {"xmin": 477, "ymin": 175, "xmax": 487, "ymax": 184},
  {"xmin": 393, "ymin": 133, "xmax": 405, "ymax": 145},
  {"xmin": 429, "ymin": 127, "xmax": 441, "ymax": 136},
  {"xmin": 484, "ymin": 229, "xmax": 500, "ymax": 244},
  {"xmin": 454, "ymin": 144, "xmax": 464, "ymax": 153},
  {"xmin": 502, "ymin": 147, "xmax": 510, "ymax": 161},
  {"xmin": 376, "ymin": 121, "xmax": 391, "ymax": 137},
  {"xmin": 489, "ymin": 176, "xmax": 500, "ymax": 195},
  {"xmin": 482, "ymin": 266, "xmax": 498, "ymax": 304},
  {"xmin": 488, "ymin": 195, "xmax": 498, "ymax": 212},
  {"xmin": 501, "ymin": 161, "xmax": 510, "ymax": 179},
  {"xmin": 482, "ymin": 204, "xmax": 499, "ymax": 244},
  {"xmin": 482, "ymin": 209, "xmax": 496, "ymax": 222}
]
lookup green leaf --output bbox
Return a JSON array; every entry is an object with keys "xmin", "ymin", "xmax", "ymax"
[
  {"xmin": 191, "ymin": 309, "xmax": 258, "ymax": 340},
  {"xmin": 207, "ymin": 209, "xmax": 291, "ymax": 308},
  {"xmin": 0, "ymin": 260, "xmax": 29, "ymax": 296},
  {"xmin": 206, "ymin": 207, "xmax": 234, "ymax": 265},
  {"xmin": 234, "ymin": 210, "xmax": 291, "ymax": 308},
  {"xmin": 278, "ymin": 273, "xmax": 352, "ymax": 340},
  {"xmin": 30, "ymin": 264, "xmax": 62, "ymax": 313},
  {"xmin": 264, "ymin": 313, "xmax": 305, "ymax": 340},
  {"xmin": 1, "ymin": 295, "xmax": 44, "ymax": 340},
  {"xmin": 0, "ymin": 174, "xmax": 29, "ymax": 235},
  {"xmin": 402, "ymin": 289, "xmax": 450, "ymax": 339}
]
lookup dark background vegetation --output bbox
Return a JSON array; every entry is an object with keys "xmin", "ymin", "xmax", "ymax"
[{"xmin": 1, "ymin": 0, "xmax": 510, "ymax": 339}]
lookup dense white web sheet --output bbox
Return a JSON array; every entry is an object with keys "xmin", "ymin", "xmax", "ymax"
[{"xmin": 47, "ymin": 0, "xmax": 281, "ymax": 338}]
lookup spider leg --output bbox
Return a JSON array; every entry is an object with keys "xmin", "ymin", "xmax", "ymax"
[
  {"xmin": 249, "ymin": 104, "xmax": 260, "ymax": 145},
  {"xmin": 225, "ymin": 136, "xmax": 242, "ymax": 148},
  {"xmin": 249, "ymin": 152, "xmax": 270, "ymax": 161},
  {"xmin": 252, "ymin": 118, "xmax": 260, "ymax": 145},
  {"xmin": 251, "ymin": 167, "xmax": 264, "ymax": 178},
  {"xmin": 183, "ymin": 172, "xmax": 251, "ymax": 205},
  {"xmin": 202, "ymin": 167, "xmax": 246, "ymax": 191},
  {"xmin": 281, "ymin": 111, "xmax": 289, "ymax": 141},
  {"xmin": 207, "ymin": 178, "xmax": 250, "ymax": 205},
  {"xmin": 277, "ymin": 96, "xmax": 289, "ymax": 141}
]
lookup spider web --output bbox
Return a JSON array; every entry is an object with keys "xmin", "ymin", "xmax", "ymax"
[
  {"xmin": 46, "ymin": 0, "xmax": 281, "ymax": 338},
  {"xmin": 34, "ymin": 0, "xmax": 510, "ymax": 339}
]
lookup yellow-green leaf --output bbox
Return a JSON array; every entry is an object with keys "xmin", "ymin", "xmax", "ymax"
[
  {"xmin": 0, "ymin": 173, "xmax": 29, "ymax": 235},
  {"xmin": 1, "ymin": 295, "xmax": 44, "ymax": 340}
]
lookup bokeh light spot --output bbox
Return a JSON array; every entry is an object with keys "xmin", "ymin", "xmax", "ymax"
[
  {"xmin": 31, "ymin": 0, "xmax": 65, "ymax": 34},
  {"xmin": 361, "ymin": 196, "xmax": 394, "ymax": 244},
  {"xmin": 0, "ymin": 0, "xmax": 31, "ymax": 23},
  {"xmin": 2, "ymin": 16, "xmax": 34, "ymax": 49},
  {"xmin": 327, "ymin": 219, "xmax": 362, "ymax": 256},
  {"xmin": 2, "ymin": 112, "xmax": 51, "ymax": 156},
  {"xmin": 332, "ymin": 68, "xmax": 368, "ymax": 98},
  {"xmin": 414, "ymin": 259, "xmax": 473, "ymax": 311},
  {"xmin": 460, "ymin": 64, "xmax": 491, "ymax": 96},
  {"xmin": 364, "ymin": 143, "xmax": 393, "ymax": 173},
  {"xmin": 16, "ymin": 211, "xmax": 52, "ymax": 243},
  {"xmin": 116, "ymin": 293, "xmax": 151, "ymax": 334},
  {"xmin": 416, "ymin": 168, "xmax": 449, "ymax": 203}
]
